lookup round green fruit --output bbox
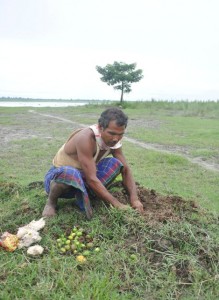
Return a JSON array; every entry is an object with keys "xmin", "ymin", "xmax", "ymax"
[
  {"xmin": 71, "ymin": 244, "xmax": 77, "ymax": 251},
  {"xmin": 86, "ymin": 242, "xmax": 94, "ymax": 249},
  {"xmin": 82, "ymin": 250, "xmax": 90, "ymax": 256}
]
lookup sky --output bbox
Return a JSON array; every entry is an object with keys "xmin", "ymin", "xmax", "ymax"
[{"xmin": 0, "ymin": 0, "xmax": 219, "ymax": 101}]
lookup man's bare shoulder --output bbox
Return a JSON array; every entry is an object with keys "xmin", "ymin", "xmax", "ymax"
[
  {"xmin": 75, "ymin": 127, "xmax": 94, "ymax": 141},
  {"xmin": 65, "ymin": 127, "xmax": 95, "ymax": 155}
]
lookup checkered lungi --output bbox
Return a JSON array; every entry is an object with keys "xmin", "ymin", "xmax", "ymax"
[{"xmin": 44, "ymin": 157, "xmax": 123, "ymax": 219}]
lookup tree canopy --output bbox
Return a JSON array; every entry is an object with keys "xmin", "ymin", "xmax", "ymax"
[{"xmin": 96, "ymin": 61, "xmax": 143, "ymax": 102}]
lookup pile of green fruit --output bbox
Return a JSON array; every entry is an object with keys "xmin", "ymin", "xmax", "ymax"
[{"xmin": 56, "ymin": 226, "xmax": 100, "ymax": 258}]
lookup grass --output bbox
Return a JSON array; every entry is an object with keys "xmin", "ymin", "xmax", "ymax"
[{"xmin": 0, "ymin": 101, "xmax": 219, "ymax": 299}]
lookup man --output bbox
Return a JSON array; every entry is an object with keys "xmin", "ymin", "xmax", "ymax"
[{"xmin": 42, "ymin": 107, "xmax": 143, "ymax": 219}]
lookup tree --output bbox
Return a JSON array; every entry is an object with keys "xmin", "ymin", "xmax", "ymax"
[{"xmin": 96, "ymin": 61, "xmax": 143, "ymax": 103}]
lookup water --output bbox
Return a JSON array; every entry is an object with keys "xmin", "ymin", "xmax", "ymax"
[{"xmin": 0, "ymin": 101, "xmax": 88, "ymax": 107}]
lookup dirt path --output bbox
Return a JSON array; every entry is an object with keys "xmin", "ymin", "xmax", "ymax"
[{"xmin": 30, "ymin": 110, "xmax": 219, "ymax": 172}]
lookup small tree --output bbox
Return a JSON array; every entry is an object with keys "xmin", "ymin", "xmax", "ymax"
[{"xmin": 96, "ymin": 61, "xmax": 143, "ymax": 103}]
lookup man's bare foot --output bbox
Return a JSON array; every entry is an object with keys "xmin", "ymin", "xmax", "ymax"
[{"xmin": 42, "ymin": 204, "xmax": 56, "ymax": 217}]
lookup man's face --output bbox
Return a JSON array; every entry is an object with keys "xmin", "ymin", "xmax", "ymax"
[{"xmin": 100, "ymin": 120, "xmax": 125, "ymax": 147}]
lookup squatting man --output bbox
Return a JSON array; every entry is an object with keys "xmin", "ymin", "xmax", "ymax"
[{"xmin": 42, "ymin": 107, "xmax": 143, "ymax": 219}]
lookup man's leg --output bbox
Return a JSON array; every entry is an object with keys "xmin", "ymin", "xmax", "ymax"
[
  {"xmin": 43, "ymin": 165, "xmax": 92, "ymax": 219},
  {"xmin": 42, "ymin": 180, "xmax": 72, "ymax": 217}
]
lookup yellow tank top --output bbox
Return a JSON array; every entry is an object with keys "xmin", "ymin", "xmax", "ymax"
[{"xmin": 52, "ymin": 127, "xmax": 111, "ymax": 169}]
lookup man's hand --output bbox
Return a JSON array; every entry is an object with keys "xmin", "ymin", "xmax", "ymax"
[{"xmin": 131, "ymin": 199, "xmax": 144, "ymax": 214}]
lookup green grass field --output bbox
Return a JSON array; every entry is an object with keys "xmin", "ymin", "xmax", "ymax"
[{"xmin": 0, "ymin": 101, "xmax": 219, "ymax": 299}]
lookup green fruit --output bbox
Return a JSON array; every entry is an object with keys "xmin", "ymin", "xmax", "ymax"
[
  {"xmin": 86, "ymin": 242, "xmax": 94, "ymax": 249},
  {"xmin": 71, "ymin": 244, "xmax": 77, "ymax": 251},
  {"xmin": 65, "ymin": 240, "xmax": 70, "ymax": 245},
  {"xmin": 94, "ymin": 247, "xmax": 100, "ymax": 252},
  {"xmin": 56, "ymin": 238, "xmax": 62, "ymax": 243},
  {"xmin": 82, "ymin": 250, "xmax": 90, "ymax": 256},
  {"xmin": 76, "ymin": 231, "xmax": 82, "ymax": 237},
  {"xmin": 65, "ymin": 245, "xmax": 70, "ymax": 250},
  {"xmin": 60, "ymin": 248, "xmax": 66, "ymax": 253}
]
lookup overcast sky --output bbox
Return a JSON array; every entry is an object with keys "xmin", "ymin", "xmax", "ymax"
[{"xmin": 0, "ymin": 0, "xmax": 219, "ymax": 101}]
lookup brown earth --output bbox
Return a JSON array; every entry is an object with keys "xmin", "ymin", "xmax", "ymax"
[{"xmin": 108, "ymin": 181, "xmax": 200, "ymax": 225}]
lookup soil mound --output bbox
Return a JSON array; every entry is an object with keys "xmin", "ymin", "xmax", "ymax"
[{"xmin": 109, "ymin": 181, "xmax": 200, "ymax": 225}]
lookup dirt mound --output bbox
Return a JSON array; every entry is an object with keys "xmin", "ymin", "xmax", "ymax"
[{"xmin": 109, "ymin": 181, "xmax": 200, "ymax": 225}]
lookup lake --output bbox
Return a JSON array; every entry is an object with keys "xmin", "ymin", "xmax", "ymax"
[{"xmin": 0, "ymin": 101, "xmax": 88, "ymax": 107}]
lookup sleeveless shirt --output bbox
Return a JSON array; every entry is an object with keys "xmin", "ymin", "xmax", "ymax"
[{"xmin": 53, "ymin": 124, "xmax": 122, "ymax": 169}]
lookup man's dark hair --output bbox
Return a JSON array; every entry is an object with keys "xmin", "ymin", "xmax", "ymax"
[{"xmin": 98, "ymin": 107, "xmax": 128, "ymax": 129}]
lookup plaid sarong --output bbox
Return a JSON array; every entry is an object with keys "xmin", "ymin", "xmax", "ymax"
[{"xmin": 44, "ymin": 157, "xmax": 123, "ymax": 219}]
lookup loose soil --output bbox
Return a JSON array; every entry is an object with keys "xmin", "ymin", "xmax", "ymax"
[{"xmin": 108, "ymin": 181, "xmax": 200, "ymax": 225}]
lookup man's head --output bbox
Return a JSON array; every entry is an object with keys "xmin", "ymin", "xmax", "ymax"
[
  {"xmin": 98, "ymin": 107, "xmax": 128, "ymax": 130},
  {"xmin": 98, "ymin": 108, "xmax": 128, "ymax": 147}
]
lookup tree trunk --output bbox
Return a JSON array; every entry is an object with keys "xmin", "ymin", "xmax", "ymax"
[{"xmin": 120, "ymin": 83, "xmax": 124, "ymax": 103}]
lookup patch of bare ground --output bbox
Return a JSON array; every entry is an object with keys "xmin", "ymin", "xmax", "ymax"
[{"xmin": 108, "ymin": 181, "xmax": 201, "ymax": 225}]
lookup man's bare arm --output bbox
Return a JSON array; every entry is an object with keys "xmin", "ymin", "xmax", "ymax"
[
  {"xmin": 112, "ymin": 148, "xmax": 144, "ymax": 213},
  {"xmin": 76, "ymin": 133, "xmax": 127, "ymax": 209}
]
